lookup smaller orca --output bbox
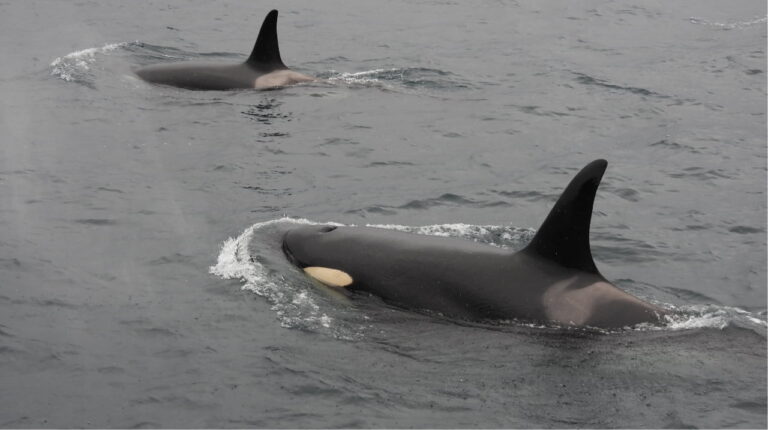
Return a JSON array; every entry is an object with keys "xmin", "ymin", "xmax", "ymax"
[
  {"xmin": 135, "ymin": 10, "xmax": 313, "ymax": 90},
  {"xmin": 282, "ymin": 160, "xmax": 669, "ymax": 329}
]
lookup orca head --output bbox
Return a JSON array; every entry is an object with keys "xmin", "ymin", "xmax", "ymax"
[
  {"xmin": 283, "ymin": 225, "xmax": 360, "ymax": 288},
  {"xmin": 282, "ymin": 224, "xmax": 340, "ymax": 268}
]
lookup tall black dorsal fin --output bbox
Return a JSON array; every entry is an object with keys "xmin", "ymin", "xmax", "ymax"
[
  {"xmin": 522, "ymin": 159, "xmax": 608, "ymax": 274},
  {"xmin": 247, "ymin": 10, "xmax": 287, "ymax": 69}
]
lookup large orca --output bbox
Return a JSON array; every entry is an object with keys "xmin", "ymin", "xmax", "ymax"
[
  {"xmin": 282, "ymin": 160, "xmax": 668, "ymax": 328},
  {"xmin": 135, "ymin": 10, "xmax": 313, "ymax": 90}
]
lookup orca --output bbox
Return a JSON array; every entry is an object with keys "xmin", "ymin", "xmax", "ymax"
[
  {"xmin": 135, "ymin": 10, "xmax": 313, "ymax": 90},
  {"xmin": 282, "ymin": 160, "xmax": 668, "ymax": 328}
]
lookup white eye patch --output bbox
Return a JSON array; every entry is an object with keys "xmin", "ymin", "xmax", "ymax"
[{"xmin": 303, "ymin": 266, "xmax": 353, "ymax": 288}]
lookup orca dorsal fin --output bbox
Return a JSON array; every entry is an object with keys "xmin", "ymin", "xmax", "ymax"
[
  {"xmin": 247, "ymin": 10, "xmax": 287, "ymax": 70},
  {"xmin": 522, "ymin": 159, "xmax": 608, "ymax": 275}
]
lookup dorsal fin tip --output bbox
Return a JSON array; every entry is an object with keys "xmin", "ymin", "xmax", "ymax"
[
  {"xmin": 247, "ymin": 9, "xmax": 287, "ymax": 70},
  {"xmin": 523, "ymin": 159, "xmax": 608, "ymax": 274}
]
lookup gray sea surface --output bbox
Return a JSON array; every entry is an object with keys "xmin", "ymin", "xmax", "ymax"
[{"xmin": 1, "ymin": 0, "xmax": 766, "ymax": 428}]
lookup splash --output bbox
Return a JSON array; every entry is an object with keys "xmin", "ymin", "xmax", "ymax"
[
  {"xmin": 322, "ymin": 67, "xmax": 473, "ymax": 92},
  {"xmin": 661, "ymin": 304, "xmax": 767, "ymax": 332},
  {"xmin": 209, "ymin": 218, "xmax": 337, "ymax": 331},
  {"xmin": 367, "ymin": 222, "xmax": 535, "ymax": 249},
  {"xmin": 327, "ymin": 68, "xmax": 392, "ymax": 85},
  {"xmin": 50, "ymin": 42, "xmax": 134, "ymax": 84},
  {"xmin": 688, "ymin": 15, "xmax": 767, "ymax": 30}
]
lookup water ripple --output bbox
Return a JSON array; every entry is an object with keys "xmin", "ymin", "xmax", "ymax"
[
  {"xmin": 321, "ymin": 67, "xmax": 474, "ymax": 92},
  {"xmin": 572, "ymin": 72, "xmax": 666, "ymax": 98},
  {"xmin": 689, "ymin": 15, "xmax": 768, "ymax": 30}
]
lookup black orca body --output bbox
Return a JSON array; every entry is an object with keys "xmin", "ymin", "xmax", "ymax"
[
  {"xmin": 283, "ymin": 160, "xmax": 668, "ymax": 328},
  {"xmin": 135, "ymin": 10, "xmax": 313, "ymax": 90}
]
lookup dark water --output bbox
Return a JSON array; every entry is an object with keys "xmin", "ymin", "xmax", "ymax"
[{"xmin": 1, "ymin": 0, "xmax": 766, "ymax": 428}]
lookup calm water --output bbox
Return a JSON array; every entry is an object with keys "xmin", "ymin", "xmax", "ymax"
[{"xmin": 1, "ymin": 0, "xmax": 766, "ymax": 428}]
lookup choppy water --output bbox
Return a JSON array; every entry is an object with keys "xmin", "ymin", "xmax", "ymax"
[{"xmin": 1, "ymin": 0, "xmax": 766, "ymax": 428}]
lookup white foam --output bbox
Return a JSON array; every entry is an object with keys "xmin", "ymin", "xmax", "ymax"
[
  {"xmin": 210, "ymin": 217, "xmax": 341, "ymax": 331},
  {"xmin": 324, "ymin": 68, "xmax": 406, "ymax": 87},
  {"xmin": 209, "ymin": 225, "xmax": 257, "ymax": 280},
  {"xmin": 654, "ymin": 304, "xmax": 767, "ymax": 332},
  {"xmin": 689, "ymin": 16, "xmax": 767, "ymax": 30},
  {"xmin": 50, "ymin": 42, "xmax": 131, "ymax": 82},
  {"xmin": 327, "ymin": 68, "xmax": 392, "ymax": 84},
  {"xmin": 369, "ymin": 222, "xmax": 481, "ymax": 236},
  {"xmin": 368, "ymin": 222, "xmax": 535, "ymax": 249}
]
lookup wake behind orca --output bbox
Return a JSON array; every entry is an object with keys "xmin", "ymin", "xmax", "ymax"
[
  {"xmin": 283, "ymin": 160, "xmax": 669, "ymax": 329},
  {"xmin": 135, "ymin": 10, "xmax": 313, "ymax": 90}
]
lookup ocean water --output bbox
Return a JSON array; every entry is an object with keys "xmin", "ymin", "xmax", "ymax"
[{"xmin": 1, "ymin": 0, "xmax": 766, "ymax": 428}]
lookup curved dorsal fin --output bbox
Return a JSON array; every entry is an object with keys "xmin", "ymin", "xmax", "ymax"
[
  {"xmin": 247, "ymin": 10, "xmax": 287, "ymax": 70},
  {"xmin": 522, "ymin": 159, "xmax": 607, "ymax": 275}
]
